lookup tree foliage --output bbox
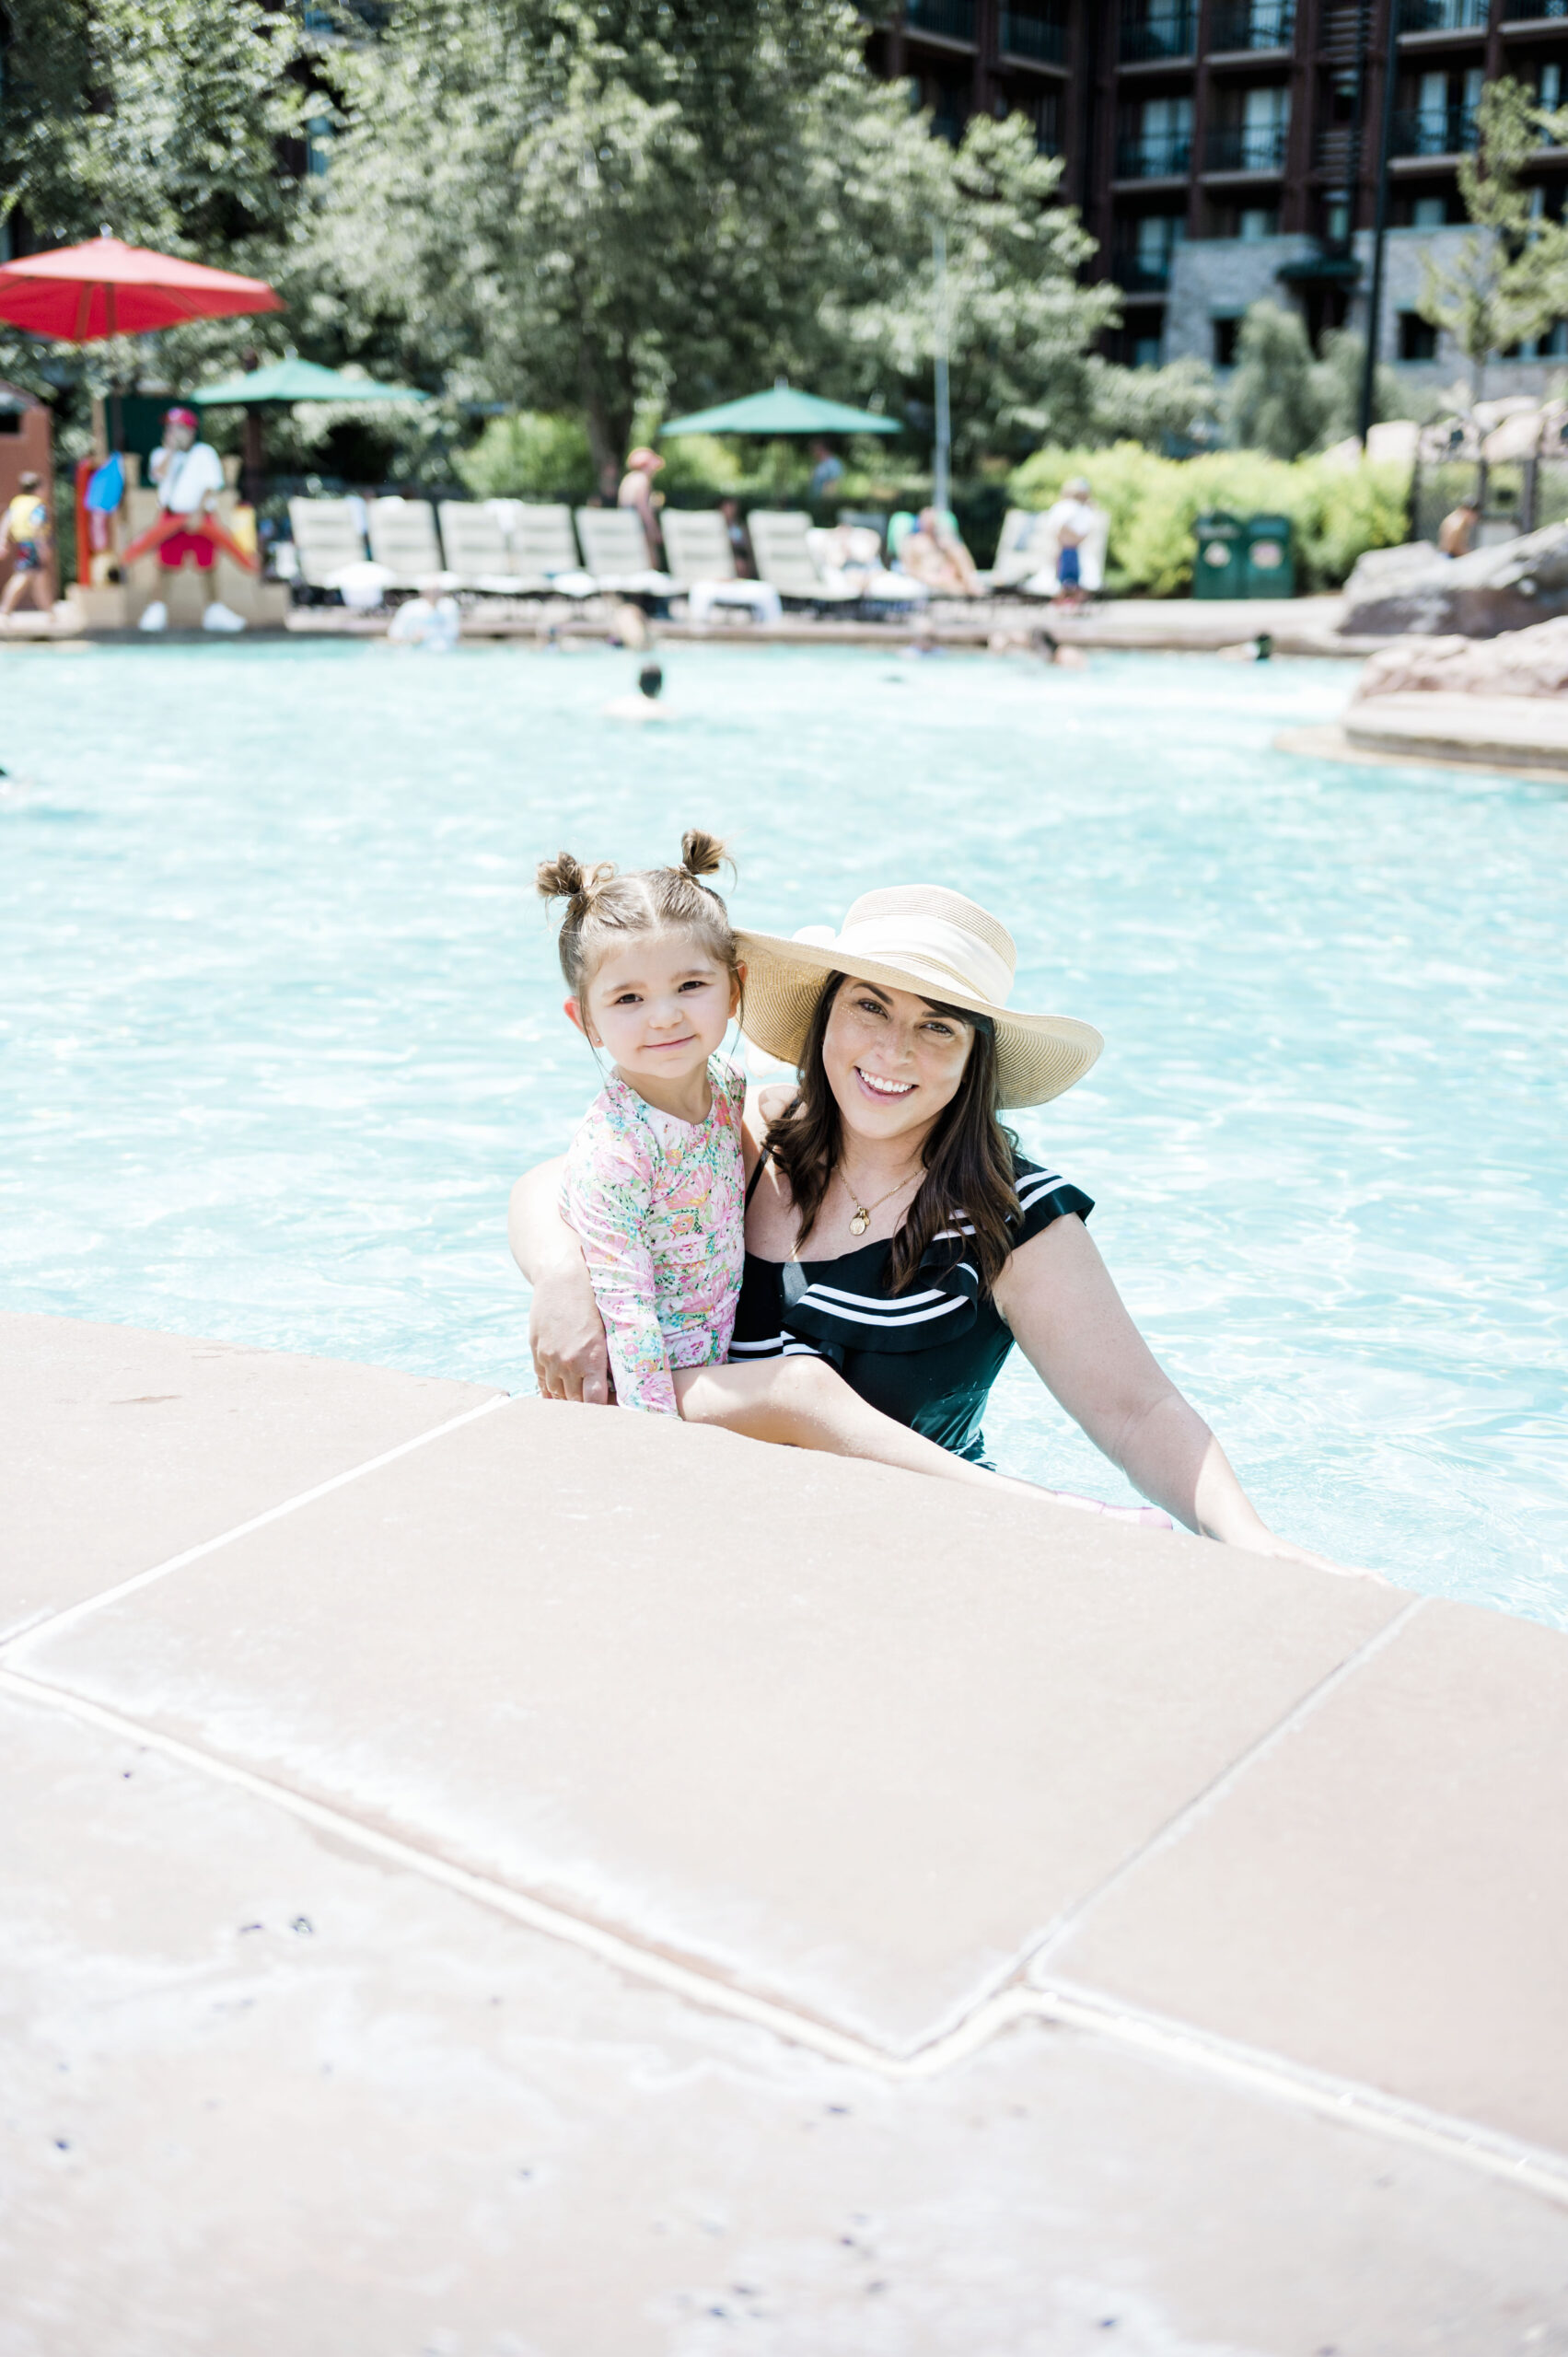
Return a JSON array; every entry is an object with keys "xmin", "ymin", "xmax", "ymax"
[
  {"xmin": 1418, "ymin": 75, "xmax": 1568, "ymax": 402},
  {"xmin": 0, "ymin": 0, "xmax": 308, "ymax": 390},
  {"xmin": 305, "ymin": 0, "xmax": 1117, "ymax": 476},
  {"xmin": 1224, "ymin": 305, "xmax": 1414, "ymax": 459}
]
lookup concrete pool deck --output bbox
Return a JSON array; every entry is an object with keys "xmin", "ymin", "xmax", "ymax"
[
  {"xmin": 3, "ymin": 591, "xmax": 1378, "ymax": 659},
  {"xmin": 5, "ymin": 1310, "xmax": 1568, "ymax": 2351}
]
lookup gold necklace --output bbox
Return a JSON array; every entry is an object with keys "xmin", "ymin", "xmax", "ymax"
[{"xmin": 842, "ymin": 1167, "xmax": 919, "ymax": 1238}]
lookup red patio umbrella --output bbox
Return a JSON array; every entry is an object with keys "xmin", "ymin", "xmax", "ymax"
[
  {"xmin": 0, "ymin": 233, "xmax": 284, "ymax": 580},
  {"xmin": 0, "ymin": 232, "xmax": 283, "ymax": 341}
]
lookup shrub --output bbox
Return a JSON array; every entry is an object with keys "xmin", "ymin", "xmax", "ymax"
[
  {"xmin": 1007, "ymin": 443, "xmax": 1411, "ymax": 596},
  {"xmin": 454, "ymin": 412, "xmax": 596, "ymax": 501}
]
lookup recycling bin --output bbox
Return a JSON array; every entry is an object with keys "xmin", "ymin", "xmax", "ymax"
[
  {"xmin": 1192, "ymin": 510, "xmax": 1295, "ymax": 598},
  {"xmin": 1243, "ymin": 512, "xmax": 1294, "ymax": 597},
  {"xmin": 1192, "ymin": 510, "xmax": 1245, "ymax": 598}
]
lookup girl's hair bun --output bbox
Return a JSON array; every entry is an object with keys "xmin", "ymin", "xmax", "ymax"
[
  {"xmin": 538, "ymin": 834, "xmax": 738, "ymax": 997},
  {"xmin": 679, "ymin": 828, "xmax": 729, "ymax": 883},
  {"xmin": 536, "ymin": 851, "xmax": 612, "ymax": 907}
]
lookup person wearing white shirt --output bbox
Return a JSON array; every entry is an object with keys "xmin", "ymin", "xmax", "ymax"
[{"xmin": 133, "ymin": 406, "xmax": 249, "ymax": 633}]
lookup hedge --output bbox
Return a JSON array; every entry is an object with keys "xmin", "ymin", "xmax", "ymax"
[{"xmin": 1007, "ymin": 443, "xmax": 1412, "ymax": 597}]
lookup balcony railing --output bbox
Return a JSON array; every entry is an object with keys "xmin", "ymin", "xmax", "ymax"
[
  {"xmin": 1391, "ymin": 102, "xmax": 1481, "ymax": 155},
  {"xmin": 904, "ymin": 0, "xmax": 976, "ymax": 40},
  {"xmin": 1119, "ymin": 7, "xmax": 1196, "ymax": 64},
  {"xmin": 1113, "ymin": 251, "xmax": 1176, "ymax": 288},
  {"xmin": 1205, "ymin": 121, "xmax": 1291, "ymax": 171},
  {"xmin": 1398, "ymin": 0, "xmax": 1488, "ymax": 29},
  {"xmin": 1000, "ymin": 7, "xmax": 1067, "ymax": 63},
  {"xmin": 1211, "ymin": 1, "xmax": 1295, "ymax": 47},
  {"xmin": 1115, "ymin": 130, "xmax": 1193, "ymax": 176}
]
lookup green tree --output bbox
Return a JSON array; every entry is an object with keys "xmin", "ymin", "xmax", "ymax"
[
  {"xmin": 305, "ymin": 1, "xmax": 1117, "ymax": 478},
  {"xmin": 0, "ymin": 0, "xmax": 305, "ymax": 258},
  {"xmin": 0, "ymin": 0, "xmax": 308, "ymax": 389},
  {"xmin": 1085, "ymin": 353, "xmax": 1222, "ymax": 451},
  {"xmin": 1226, "ymin": 300, "xmax": 1328, "ymax": 459},
  {"xmin": 831, "ymin": 110, "xmax": 1119, "ymax": 463},
  {"xmin": 1417, "ymin": 75, "xmax": 1568, "ymax": 406}
]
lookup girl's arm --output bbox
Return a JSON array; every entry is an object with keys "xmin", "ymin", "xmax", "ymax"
[
  {"xmin": 672, "ymin": 1356, "xmax": 1160, "ymax": 1523},
  {"xmin": 507, "ymin": 1160, "xmax": 613, "ymax": 1404},
  {"xmin": 993, "ymin": 1214, "xmax": 1368, "ymax": 1573}
]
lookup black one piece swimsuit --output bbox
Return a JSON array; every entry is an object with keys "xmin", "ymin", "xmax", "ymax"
[{"xmin": 729, "ymin": 1148, "xmax": 1093, "ymax": 1462}]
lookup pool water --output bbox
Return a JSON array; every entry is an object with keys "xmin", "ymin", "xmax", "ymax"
[{"xmin": 2, "ymin": 640, "xmax": 1564, "ymax": 1622}]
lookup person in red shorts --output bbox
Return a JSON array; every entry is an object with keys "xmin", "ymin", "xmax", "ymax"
[{"xmin": 134, "ymin": 406, "xmax": 248, "ymax": 632}]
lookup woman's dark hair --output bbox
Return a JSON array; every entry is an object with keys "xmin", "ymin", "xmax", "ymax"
[{"xmin": 766, "ymin": 974, "xmax": 1020, "ymax": 1296}]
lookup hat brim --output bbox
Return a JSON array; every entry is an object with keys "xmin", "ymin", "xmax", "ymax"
[{"xmin": 734, "ymin": 930, "xmax": 1102, "ymax": 1109}]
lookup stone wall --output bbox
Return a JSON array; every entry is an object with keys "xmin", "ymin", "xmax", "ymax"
[{"xmin": 1163, "ymin": 226, "xmax": 1568, "ymax": 401}]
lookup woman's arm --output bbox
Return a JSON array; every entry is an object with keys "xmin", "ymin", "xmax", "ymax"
[
  {"xmin": 507, "ymin": 1160, "xmax": 613, "ymax": 1404},
  {"xmin": 993, "ymin": 1214, "xmax": 1365, "ymax": 1572}
]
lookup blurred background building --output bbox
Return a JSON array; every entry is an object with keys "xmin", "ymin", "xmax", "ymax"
[{"xmin": 864, "ymin": 1, "xmax": 1568, "ymax": 390}]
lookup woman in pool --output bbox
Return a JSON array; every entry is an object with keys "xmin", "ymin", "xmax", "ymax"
[{"xmin": 512, "ymin": 882, "xmax": 1353, "ymax": 1569}]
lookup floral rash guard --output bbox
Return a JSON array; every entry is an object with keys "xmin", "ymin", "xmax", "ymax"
[{"xmin": 559, "ymin": 1054, "xmax": 748, "ymax": 1414}]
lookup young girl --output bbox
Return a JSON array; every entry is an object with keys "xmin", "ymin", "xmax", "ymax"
[
  {"xmin": 536, "ymin": 841, "xmax": 1171, "ymax": 1532},
  {"xmin": 538, "ymin": 831, "xmax": 747, "ymax": 1415}
]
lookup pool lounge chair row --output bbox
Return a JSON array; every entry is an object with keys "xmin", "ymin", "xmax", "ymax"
[{"xmin": 285, "ymin": 497, "xmax": 930, "ymax": 611}]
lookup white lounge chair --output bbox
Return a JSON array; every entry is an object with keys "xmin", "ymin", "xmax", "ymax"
[
  {"xmin": 746, "ymin": 510, "xmax": 862, "ymax": 608},
  {"xmin": 990, "ymin": 503, "xmax": 1108, "ymax": 597},
  {"xmin": 660, "ymin": 507, "xmax": 737, "ymax": 586},
  {"xmin": 574, "ymin": 505, "xmax": 674, "ymax": 594},
  {"xmin": 366, "ymin": 496, "xmax": 446, "ymax": 587},
  {"xmin": 436, "ymin": 500, "xmax": 522, "ymax": 593},
  {"xmin": 507, "ymin": 504, "xmax": 597, "ymax": 597},
  {"xmin": 806, "ymin": 524, "xmax": 926, "ymax": 610},
  {"xmin": 286, "ymin": 496, "xmax": 368, "ymax": 590},
  {"xmin": 660, "ymin": 508, "xmax": 782, "ymax": 626}
]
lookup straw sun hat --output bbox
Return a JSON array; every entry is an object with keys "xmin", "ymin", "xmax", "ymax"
[{"xmin": 736, "ymin": 886, "xmax": 1102, "ymax": 1109}]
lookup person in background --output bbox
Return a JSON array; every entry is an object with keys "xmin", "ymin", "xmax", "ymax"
[
  {"xmin": 1042, "ymin": 475, "xmax": 1103, "ymax": 610},
  {"xmin": 136, "ymin": 406, "xmax": 248, "ymax": 633},
  {"xmin": 387, "ymin": 575, "xmax": 460, "ymax": 651},
  {"xmin": 898, "ymin": 506, "xmax": 981, "ymax": 598},
  {"xmin": 809, "ymin": 438, "xmax": 844, "ymax": 504},
  {"xmin": 0, "ymin": 470, "xmax": 52, "ymax": 622},
  {"xmin": 619, "ymin": 446, "xmax": 667, "ymax": 565},
  {"xmin": 720, "ymin": 497, "xmax": 755, "ymax": 577},
  {"xmin": 1437, "ymin": 498, "xmax": 1479, "ymax": 558}
]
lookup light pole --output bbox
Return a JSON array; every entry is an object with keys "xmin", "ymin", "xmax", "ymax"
[
  {"xmin": 1357, "ymin": 0, "xmax": 1401, "ymax": 447},
  {"xmin": 932, "ymin": 221, "xmax": 951, "ymax": 516}
]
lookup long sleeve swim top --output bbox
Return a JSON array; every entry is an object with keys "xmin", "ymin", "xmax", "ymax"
[{"xmin": 559, "ymin": 1054, "xmax": 748, "ymax": 1415}]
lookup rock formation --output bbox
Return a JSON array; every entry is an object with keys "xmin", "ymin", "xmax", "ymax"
[
  {"xmin": 1342, "ymin": 522, "xmax": 1568, "ymax": 639},
  {"xmin": 1353, "ymin": 610, "xmax": 1568, "ymax": 699}
]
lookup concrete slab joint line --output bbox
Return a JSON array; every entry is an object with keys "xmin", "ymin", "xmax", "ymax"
[
  {"xmin": 1024, "ymin": 1595, "xmax": 1431, "ymax": 1970},
  {"xmin": 7, "ymin": 1662, "xmax": 1568, "ymax": 2220},
  {"xmin": 0, "ymin": 1387, "xmax": 514, "ymax": 1656}
]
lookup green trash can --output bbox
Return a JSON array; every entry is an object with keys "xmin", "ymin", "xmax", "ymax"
[
  {"xmin": 1193, "ymin": 511, "xmax": 1245, "ymax": 598},
  {"xmin": 1193, "ymin": 510, "xmax": 1295, "ymax": 598},
  {"xmin": 1243, "ymin": 512, "xmax": 1294, "ymax": 598}
]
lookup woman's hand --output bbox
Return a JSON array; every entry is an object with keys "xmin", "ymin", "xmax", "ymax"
[
  {"xmin": 528, "ymin": 1260, "xmax": 614, "ymax": 1404},
  {"xmin": 508, "ymin": 1163, "xmax": 613, "ymax": 1405}
]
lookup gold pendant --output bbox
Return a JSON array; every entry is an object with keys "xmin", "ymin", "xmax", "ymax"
[{"xmin": 849, "ymin": 1208, "xmax": 870, "ymax": 1237}]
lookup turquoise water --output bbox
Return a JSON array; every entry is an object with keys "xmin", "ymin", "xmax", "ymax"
[{"xmin": 2, "ymin": 639, "xmax": 1563, "ymax": 1621}]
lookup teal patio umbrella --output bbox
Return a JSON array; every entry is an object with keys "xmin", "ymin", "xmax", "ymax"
[
  {"xmin": 190, "ymin": 355, "xmax": 430, "ymax": 407},
  {"xmin": 660, "ymin": 383, "xmax": 899, "ymax": 436},
  {"xmin": 191, "ymin": 356, "xmax": 430, "ymax": 496}
]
